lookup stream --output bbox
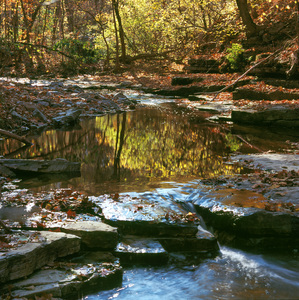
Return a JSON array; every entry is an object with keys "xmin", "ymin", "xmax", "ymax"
[{"xmin": 1, "ymin": 94, "xmax": 299, "ymax": 299}]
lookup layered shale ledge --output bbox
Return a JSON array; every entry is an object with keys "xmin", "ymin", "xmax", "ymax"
[
  {"xmin": 231, "ymin": 107, "xmax": 299, "ymax": 128},
  {"xmin": 194, "ymin": 153, "xmax": 299, "ymax": 251},
  {"xmin": 0, "ymin": 192, "xmax": 219, "ymax": 299},
  {"xmin": 0, "ymin": 158, "xmax": 81, "ymax": 177}
]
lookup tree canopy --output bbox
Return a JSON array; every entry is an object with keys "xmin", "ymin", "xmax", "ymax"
[{"xmin": 0, "ymin": 0, "xmax": 297, "ymax": 75}]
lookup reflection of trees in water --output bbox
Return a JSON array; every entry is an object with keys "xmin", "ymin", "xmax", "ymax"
[
  {"xmin": 0, "ymin": 107, "xmax": 239, "ymax": 186},
  {"xmin": 112, "ymin": 112, "xmax": 126, "ymax": 180}
]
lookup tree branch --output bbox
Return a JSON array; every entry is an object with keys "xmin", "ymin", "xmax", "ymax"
[
  {"xmin": 208, "ymin": 46, "xmax": 285, "ymax": 101},
  {"xmin": 0, "ymin": 129, "xmax": 32, "ymax": 146}
]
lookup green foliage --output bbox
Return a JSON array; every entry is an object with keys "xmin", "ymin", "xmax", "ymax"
[
  {"xmin": 94, "ymin": 0, "xmax": 230, "ymax": 61},
  {"xmin": 225, "ymin": 133, "xmax": 242, "ymax": 152},
  {"xmin": 225, "ymin": 43, "xmax": 245, "ymax": 71},
  {"xmin": 54, "ymin": 38, "xmax": 98, "ymax": 64}
]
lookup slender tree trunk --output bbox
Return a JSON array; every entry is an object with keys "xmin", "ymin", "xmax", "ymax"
[
  {"xmin": 112, "ymin": 0, "xmax": 126, "ymax": 61},
  {"xmin": 112, "ymin": 113, "xmax": 126, "ymax": 180},
  {"xmin": 235, "ymin": 0, "xmax": 258, "ymax": 37},
  {"xmin": 112, "ymin": 1, "xmax": 120, "ymax": 70},
  {"xmin": 4, "ymin": 0, "xmax": 7, "ymax": 39},
  {"xmin": 65, "ymin": 0, "xmax": 74, "ymax": 33},
  {"xmin": 12, "ymin": 2, "xmax": 19, "ymax": 42}
]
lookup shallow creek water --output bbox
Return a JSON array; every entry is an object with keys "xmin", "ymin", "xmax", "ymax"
[{"xmin": 1, "ymin": 99, "xmax": 299, "ymax": 299}]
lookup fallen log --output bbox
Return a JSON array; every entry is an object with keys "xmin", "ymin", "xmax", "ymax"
[
  {"xmin": 0, "ymin": 129, "xmax": 32, "ymax": 146},
  {"xmin": 0, "ymin": 158, "xmax": 81, "ymax": 174}
]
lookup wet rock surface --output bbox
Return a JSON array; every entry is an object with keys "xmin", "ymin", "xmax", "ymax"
[
  {"xmin": 0, "ymin": 231, "xmax": 81, "ymax": 283},
  {"xmin": 0, "ymin": 158, "xmax": 81, "ymax": 176},
  {"xmin": 0, "ymin": 183, "xmax": 219, "ymax": 299},
  {"xmin": 91, "ymin": 194, "xmax": 200, "ymax": 237},
  {"xmin": 91, "ymin": 194, "xmax": 220, "ymax": 257},
  {"xmin": 115, "ymin": 236, "xmax": 169, "ymax": 265},
  {"xmin": 0, "ymin": 251, "xmax": 122, "ymax": 299},
  {"xmin": 0, "ymin": 77, "xmax": 137, "ymax": 134},
  {"xmin": 60, "ymin": 221, "xmax": 118, "ymax": 250},
  {"xmin": 232, "ymin": 107, "xmax": 299, "ymax": 127},
  {"xmin": 193, "ymin": 153, "xmax": 299, "ymax": 251}
]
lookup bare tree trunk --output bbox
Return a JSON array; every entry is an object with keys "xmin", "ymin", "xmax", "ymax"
[
  {"xmin": 112, "ymin": 1, "xmax": 120, "ymax": 70},
  {"xmin": 235, "ymin": 0, "xmax": 258, "ymax": 37},
  {"xmin": 12, "ymin": 2, "xmax": 19, "ymax": 42},
  {"xmin": 112, "ymin": 0, "xmax": 126, "ymax": 61},
  {"xmin": 65, "ymin": 0, "xmax": 74, "ymax": 33},
  {"xmin": 4, "ymin": 0, "xmax": 8, "ymax": 39}
]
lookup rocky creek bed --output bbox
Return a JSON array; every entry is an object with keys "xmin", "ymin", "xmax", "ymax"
[
  {"xmin": 0, "ymin": 181, "xmax": 219, "ymax": 299},
  {"xmin": 0, "ymin": 74, "xmax": 299, "ymax": 299},
  {"xmin": 0, "ymin": 149, "xmax": 298, "ymax": 299}
]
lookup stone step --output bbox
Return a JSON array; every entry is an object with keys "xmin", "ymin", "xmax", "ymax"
[
  {"xmin": 90, "ymin": 194, "xmax": 200, "ymax": 238},
  {"xmin": 232, "ymin": 107, "xmax": 299, "ymax": 127},
  {"xmin": 233, "ymin": 88, "xmax": 299, "ymax": 101},
  {"xmin": 0, "ymin": 231, "xmax": 81, "ymax": 284},
  {"xmin": 59, "ymin": 220, "xmax": 119, "ymax": 250},
  {"xmin": 193, "ymin": 187, "xmax": 299, "ymax": 251},
  {"xmin": 114, "ymin": 236, "xmax": 169, "ymax": 265},
  {"xmin": 158, "ymin": 225, "xmax": 219, "ymax": 255},
  {"xmin": 0, "ymin": 251, "xmax": 122, "ymax": 299}
]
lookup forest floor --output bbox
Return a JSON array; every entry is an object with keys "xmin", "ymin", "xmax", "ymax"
[{"xmin": 0, "ymin": 60, "xmax": 299, "ymax": 136}]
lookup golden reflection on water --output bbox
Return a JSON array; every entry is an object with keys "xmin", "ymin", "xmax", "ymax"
[{"xmin": 0, "ymin": 107, "xmax": 241, "ymax": 193}]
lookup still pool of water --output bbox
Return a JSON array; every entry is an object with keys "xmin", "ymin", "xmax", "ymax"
[{"xmin": 1, "ymin": 102, "xmax": 299, "ymax": 299}]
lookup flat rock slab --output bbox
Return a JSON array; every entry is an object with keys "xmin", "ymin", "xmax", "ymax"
[
  {"xmin": 90, "ymin": 194, "xmax": 199, "ymax": 237},
  {"xmin": 115, "ymin": 236, "xmax": 168, "ymax": 265},
  {"xmin": 190, "ymin": 100, "xmax": 235, "ymax": 114},
  {"xmin": 231, "ymin": 107, "xmax": 299, "ymax": 127},
  {"xmin": 0, "ymin": 252, "xmax": 122, "ymax": 299},
  {"xmin": 52, "ymin": 108, "xmax": 82, "ymax": 127},
  {"xmin": 0, "ymin": 231, "xmax": 81, "ymax": 283},
  {"xmin": 60, "ymin": 220, "xmax": 118, "ymax": 250},
  {"xmin": 233, "ymin": 88, "xmax": 299, "ymax": 101},
  {"xmin": 233, "ymin": 153, "xmax": 299, "ymax": 172},
  {"xmin": 159, "ymin": 225, "xmax": 219, "ymax": 254},
  {"xmin": 193, "ymin": 188, "xmax": 299, "ymax": 250},
  {"xmin": 0, "ymin": 158, "xmax": 81, "ymax": 174},
  {"xmin": 154, "ymin": 85, "xmax": 225, "ymax": 97},
  {"xmin": 231, "ymin": 153, "xmax": 299, "ymax": 209}
]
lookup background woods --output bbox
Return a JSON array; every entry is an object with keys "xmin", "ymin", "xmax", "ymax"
[{"xmin": 0, "ymin": 0, "xmax": 298, "ymax": 75}]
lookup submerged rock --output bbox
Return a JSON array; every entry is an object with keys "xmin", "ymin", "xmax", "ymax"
[
  {"xmin": 115, "ymin": 236, "xmax": 169, "ymax": 265},
  {"xmin": 0, "ymin": 158, "xmax": 81, "ymax": 174}
]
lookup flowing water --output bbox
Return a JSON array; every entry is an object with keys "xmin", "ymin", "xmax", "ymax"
[{"xmin": 1, "ymin": 99, "xmax": 299, "ymax": 299}]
